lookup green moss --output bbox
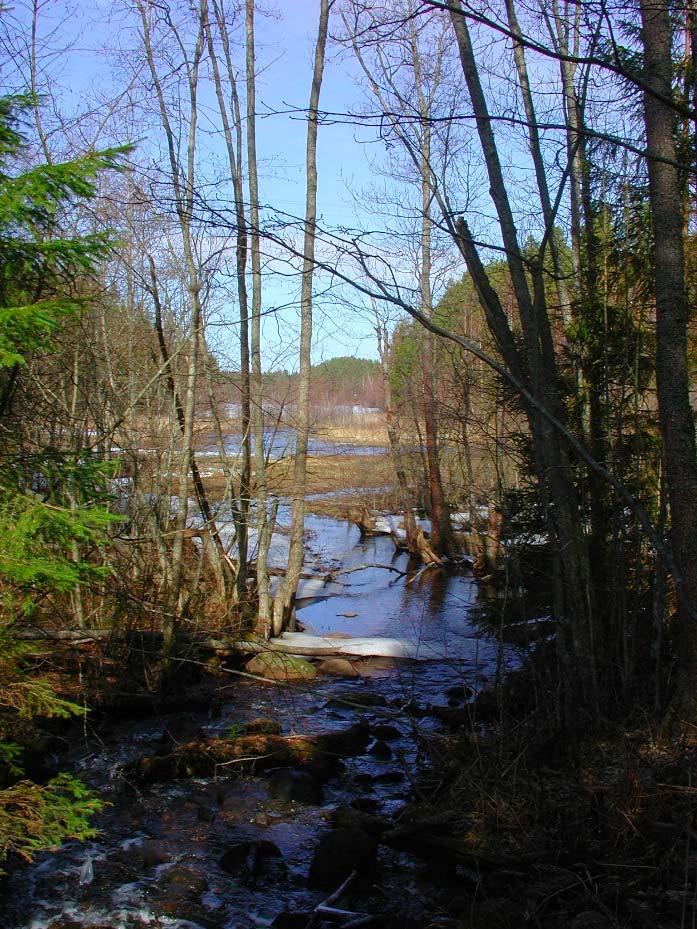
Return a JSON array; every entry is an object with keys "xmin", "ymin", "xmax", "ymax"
[{"xmin": 246, "ymin": 651, "xmax": 317, "ymax": 681}]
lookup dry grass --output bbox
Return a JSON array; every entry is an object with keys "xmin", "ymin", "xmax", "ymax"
[
  {"xmin": 312, "ymin": 417, "xmax": 388, "ymax": 447},
  {"xmin": 200, "ymin": 452, "xmax": 394, "ymax": 509}
]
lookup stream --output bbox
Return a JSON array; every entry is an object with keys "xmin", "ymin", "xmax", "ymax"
[{"xmin": 0, "ymin": 512, "xmax": 517, "ymax": 929}]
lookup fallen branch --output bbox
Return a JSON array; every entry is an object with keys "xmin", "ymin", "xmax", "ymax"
[
  {"xmin": 324, "ymin": 564, "xmax": 407, "ymax": 580},
  {"xmin": 305, "ymin": 871, "xmax": 361, "ymax": 929}
]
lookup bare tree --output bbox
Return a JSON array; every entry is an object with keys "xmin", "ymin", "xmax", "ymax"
[
  {"xmin": 639, "ymin": 0, "xmax": 697, "ymax": 708},
  {"xmin": 272, "ymin": 0, "xmax": 332, "ymax": 635}
]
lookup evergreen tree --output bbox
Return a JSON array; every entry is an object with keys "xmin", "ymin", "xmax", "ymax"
[{"xmin": 0, "ymin": 94, "xmax": 127, "ymax": 870}]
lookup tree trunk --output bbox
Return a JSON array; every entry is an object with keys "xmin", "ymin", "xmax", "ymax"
[
  {"xmin": 639, "ymin": 0, "xmax": 697, "ymax": 707},
  {"xmin": 376, "ymin": 321, "xmax": 420, "ymax": 556},
  {"xmin": 136, "ymin": 0, "xmax": 207, "ymax": 659},
  {"xmin": 449, "ymin": 1, "xmax": 597, "ymax": 713},
  {"xmin": 243, "ymin": 0, "xmax": 273, "ymax": 635},
  {"xmin": 272, "ymin": 0, "xmax": 330, "ymax": 635}
]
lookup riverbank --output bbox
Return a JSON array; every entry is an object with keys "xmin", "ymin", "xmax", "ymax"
[{"xmin": 2, "ymin": 505, "xmax": 694, "ymax": 929}]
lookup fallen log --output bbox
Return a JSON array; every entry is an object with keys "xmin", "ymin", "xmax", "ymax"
[
  {"xmin": 123, "ymin": 720, "xmax": 370, "ymax": 783},
  {"xmin": 16, "ymin": 628, "xmax": 432, "ymax": 660}
]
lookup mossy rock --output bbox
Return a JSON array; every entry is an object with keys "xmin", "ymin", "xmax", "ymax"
[{"xmin": 246, "ymin": 652, "xmax": 317, "ymax": 681}]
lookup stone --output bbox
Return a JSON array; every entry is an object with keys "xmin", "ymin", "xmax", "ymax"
[
  {"xmin": 445, "ymin": 684, "xmax": 473, "ymax": 702},
  {"xmin": 356, "ymin": 656, "xmax": 399, "ymax": 677},
  {"xmin": 135, "ymin": 839, "xmax": 170, "ymax": 869},
  {"xmin": 219, "ymin": 840, "xmax": 285, "ymax": 886},
  {"xmin": 242, "ymin": 717, "xmax": 282, "ymax": 736},
  {"xmin": 308, "ymin": 828, "xmax": 378, "ymax": 888},
  {"xmin": 303, "ymin": 756, "xmax": 343, "ymax": 784},
  {"xmin": 267, "ymin": 768, "xmax": 324, "ymax": 804},
  {"xmin": 369, "ymin": 739, "xmax": 393, "ymax": 760},
  {"xmin": 332, "ymin": 804, "xmax": 390, "ymax": 836},
  {"xmin": 318, "ymin": 658, "xmax": 360, "ymax": 677},
  {"xmin": 351, "ymin": 796, "xmax": 381, "ymax": 813},
  {"xmin": 371, "ymin": 723, "xmax": 401, "ymax": 741},
  {"xmin": 160, "ymin": 866, "xmax": 209, "ymax": 897},
  {"xmin": 245, "ymin": 652, "xmax": 317, "ymax": 682},
  {"xmin": 328, "ymin": 688, "xmax": 388, "ymax": 708},
  {"xmin": 196, "ymin": 803, "xmax": 215, "ymax": 823}
]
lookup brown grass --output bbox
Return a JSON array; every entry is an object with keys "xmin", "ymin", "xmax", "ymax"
[
  {"xmin": 200, "ymin": 452, "xmax": 394, "ymax": 509},
  {"xmin": 312, "ymin": 419, "xmax": 388, "ymax": 447}
]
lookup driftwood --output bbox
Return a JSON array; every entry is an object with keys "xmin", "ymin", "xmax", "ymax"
[
  {"xmin": 123, "ymin": 720, "xmax": 370, "ymax": 783},
  {"xmin": 351, "ymin": 508, "xmax": 443, "ymax": 567},
  {"xmin": 305, "ymin": 871, "xmax": 373, "ymax": 929}
]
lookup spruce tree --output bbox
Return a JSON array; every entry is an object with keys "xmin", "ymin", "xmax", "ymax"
[{"xmin": 0, "ymin": 94, "xmax": 127, "ymax": 870}]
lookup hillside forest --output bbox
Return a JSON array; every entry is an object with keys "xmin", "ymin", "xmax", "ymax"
[{"xmin": 1, "ymin": 1, "xmax": 697, "ymax": 928}]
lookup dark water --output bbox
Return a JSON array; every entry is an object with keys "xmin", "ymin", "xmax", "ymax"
[{"xmin": 0, "ymin": 514, "xmax": 513, "ymax": 929}]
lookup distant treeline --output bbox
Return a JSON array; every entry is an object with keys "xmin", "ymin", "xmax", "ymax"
[{"xmin": 215, "ymin": 357, "xmax": 384, "ymax": 416}]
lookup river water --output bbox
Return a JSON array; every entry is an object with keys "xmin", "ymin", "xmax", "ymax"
[{"xmin": 0, "ymin": 506, "xmax": 515, "ymax": 929}]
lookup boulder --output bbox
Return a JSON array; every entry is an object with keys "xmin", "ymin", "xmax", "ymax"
[
  {"xmin": 351, "ymin": 796, "xmax": 381, "ymax": 813},
  {"xmin": 245, "ymin": 652, "xmax": 317, "ymax": 682},
  {"xmin": 308, "ymin": 828, "xmax": 378, "ymax": 888},
  {"xmin": 369, "ymin": 739, "xmax": 393, "ymax": 760},
  {"xmin": 267, "ymin": 768, "xmax": 324, "ymax": 805},
  {"xmin": 219, "ymin": 840, "xmax": 285, "ymax": 886},
  {"xmin": 139, "ymin": 840, "xmax": 170, "ymax": 869},
  {"xmin": 371, "ymin": 723, "xmax": 401, "ymax": 741},
  {"xmin": 445, "ymin": 684, "xmax": 473, "ymax": 702},
  {"xmin": 332, "ymin": 804, "xmax": 390, "ymax": 836},
  {"xmin": 160, "ymin": 866, "xmax": 209, "ymax": 897},
  {"xmin": 357, "ymin": 656, "xmax": 399, "ymax": 677},
  {"xmin": 327, "ymin": 689, "xmax": 388, "ymax": 709},
  {"xmin": 318, "ymin": 658, "xmax": 360, "ymax": 678},
  {"xmin": 242, "ymin": 718, "xmax": 282, "ymax": 736}
]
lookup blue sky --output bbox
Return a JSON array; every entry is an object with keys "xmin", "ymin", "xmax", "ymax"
[
  {"xmin": 3, "ymin": 0, "xmax": 560, "ymax": 370},
  {"xmin": 1, "ymin": 0, "xmax": 410, "ymax": 366}
]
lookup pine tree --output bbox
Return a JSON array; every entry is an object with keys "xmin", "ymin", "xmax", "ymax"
[{"xmin": 0, "ymin": 94, "xmax": 128, "ymax": 870}]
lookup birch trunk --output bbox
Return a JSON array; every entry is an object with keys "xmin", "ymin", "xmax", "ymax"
[
  {"xmin": 272, "ymin": 0, "xmax": 330, "ymax": 635},
  {"xmin": 136, "ymin": 0, "xmax": 206, "ymax": 658},
  {"xmin": 244, "ymin": 0, "xmax": 272, "ymax": 634}
]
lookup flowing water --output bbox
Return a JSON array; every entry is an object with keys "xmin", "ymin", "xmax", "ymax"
[{"xmin": 0, "ymin": 511, "xmax": 516, "ymax": 929}]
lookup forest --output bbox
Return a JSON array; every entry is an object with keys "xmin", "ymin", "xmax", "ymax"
[{"xmin": 0, "ymin": 0, "xmax": 696, "ymax": 927}]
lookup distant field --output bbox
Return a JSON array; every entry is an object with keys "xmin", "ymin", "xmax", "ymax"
[{"xmin": 312, "ymin": 412, "xmax": 388, "ymax": 447}]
